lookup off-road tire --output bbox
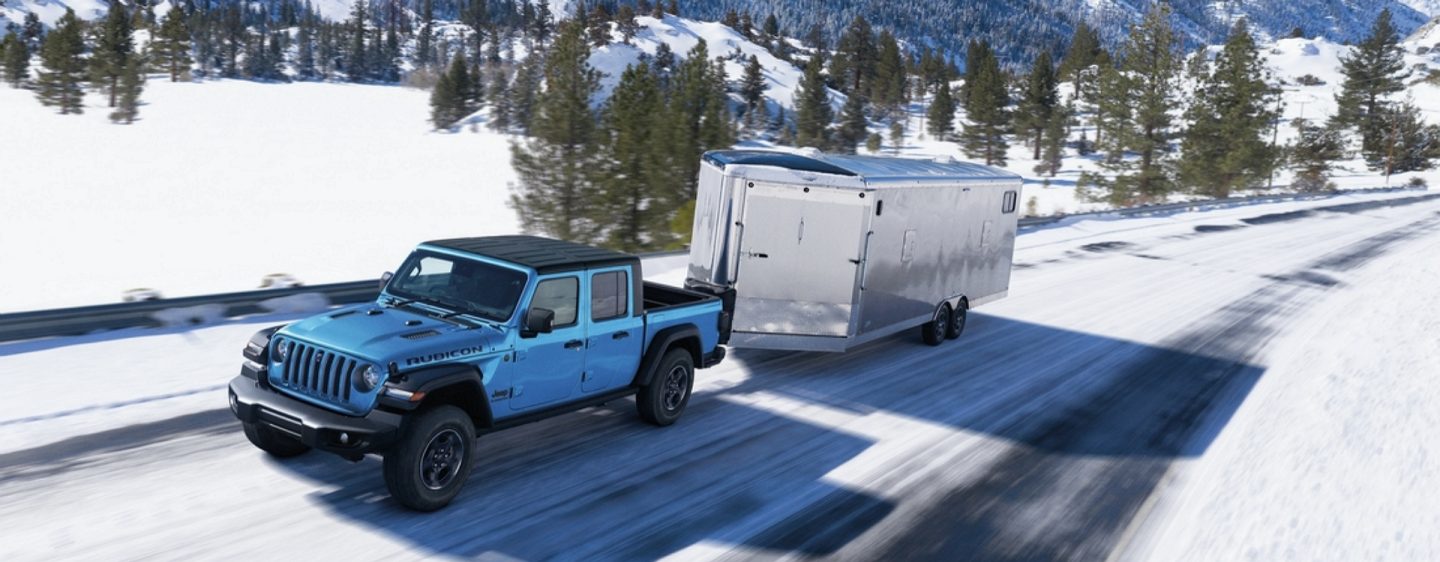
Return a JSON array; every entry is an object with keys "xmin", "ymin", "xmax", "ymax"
[
  {"xmin": 946, "ymin": 299, "xmax": 968, "ymax": 339},
  {"xmin": 637, "ymin": 349, "xmax": 695, "ymax": 427},
  {"xmin": 921, "ymin": 303, "xmax": 952, "ymax": 346},
  {"xmin": 383, "ymin": 405, "xmax": 476, "ymax": 512},
  {"xmin": 242, "ymin": 421, "xmax": 310, "ymax": 458}
]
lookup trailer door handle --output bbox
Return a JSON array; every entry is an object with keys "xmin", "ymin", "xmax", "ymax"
[
  {"xmin": 564, "ymin": 339, "xmax": 584, "ymax": 349},
  {"xmin": 612, "ymin": 331, "xmax": 630, "ymax": 340},
  {"xmin": 748, "ymin": 252, "xmax": 769, "ymax": 259}
]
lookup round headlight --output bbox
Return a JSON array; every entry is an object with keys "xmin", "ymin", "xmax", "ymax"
[
  {"xmin": 272, "ymin": 339, "xmax": 289, "ymax": 362},
  {"xmin": 355, "ymin": 364, "xmax": 381, "ymax": 392}
]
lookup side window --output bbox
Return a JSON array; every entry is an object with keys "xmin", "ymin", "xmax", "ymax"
[
  {"xmin": 1002, "ymin": 190, "xmax": 1018, "ymax": 214},
  {"xmin": 591, "ymin": 270, "xmax": 629, "ymax": 321},
  {"xmin": 532, "ymin": 277, "xmax": 578, "ymax": 327}
]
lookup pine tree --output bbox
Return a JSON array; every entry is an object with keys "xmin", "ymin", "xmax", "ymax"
[
  {"xmin": 1178, "ymin": 20, "xmax": 1280, "ymax": 198},
  {"xmin": 830, "ymin": 15, "xmax": 875, "ymax": 96},
  {"xmin": 509, "ymin": 22, "xmax": 603, "ymax": 242},
  {"xmin": 22, "ymin": 12, "xmax": 44, "ymax": 51},
  {"xmin": 926, "ymin": 80, "xmax": 955, "ymax": 140},
  {"xmin": 889, "ymin": 121, "xmax": 904, "ymax": 153},
  {"xmin": 793, "ymin": 56, "xmax": 832, "ymax": 149},
  {"xmin": 92, "ymin": 1, "xmax": 135, "ymax": 107},
  {"xmin": 616, "ymin": 5, "xmax": 639, "ymax": 44},
  {"xmin": 429, "ymin": 67, "xmax": 457, "ymax": 128},
  {"xmin": 35, "ymin": 9, "xmax": 86, "ymax": 115},
  {"xmin": 1373, "ymin": 101, "xmax": 1440, "ymax": 175},
  {"xmin": 152, "ymin": 8, "xmax": 193, "ymax": 82},
  {"xmin": 1015, "ymin": 50, "xmax": 1058, "ymax": 161},
  {"xmin": 488, "ymin": 71, "xmax": 512, "ymax": 133},
  {"xmin": 595, "ymin": 63, "xmax": 664, "ymax": 251},
  {"xmin": 959, "ymin": 41, "xmax": 1008, "ymax": 166},
  {"xmin": 381, "ymin": 23, "xmax": 401, "ymax": 81},
  {"xmin": 1035, "ymin": 104, "xmax": 1069, "ymax": 176},
  {"xmin": 347, "ymin": 0, "xmax": 368, "ymax": 81},
  {"xmin": 1290, "ymin": 121, "xmax": 1344, "ymax": 191},
  {"xmin": 222, "ymin": 5, "xmax": 243, "ymax": 77},
  {"xmin": 1057, "ymin": 22, "xmax": 1105, "ymax": 98},
  {"xmin": 739, "ymin": 54, "xmax": 765, "ymax": 112},
  {"xmin": 533, "ymin": 0, "xmax": 553, "ymax": 45},
  {"xmin": 872, "ymin": 30, "xmax": 906, "ymax": 115},
  {"xmin": 2, "ymin": 30, "xmax": 29, "ymax": 88},
  {"xmin": 416, "ymin": 0, "xmax": 434, "ymax": 68},
  {"xmin": 836, "ymin": 92, "xmax": 867, "ymax": 153},
  {"xmin": 110, "ymin": 55, "xmax": 145, "ymax": 124},
  {"xmin": 1333, "ymin": 9, "xmax": 1410, "ymax": 169},
  {"xmin": 1083, "ymin": 4, "xmax": 1181, "ymax": 204},
  {"xmin": 296, "ymin": 22, "xmax": 317, "ymax": 80},
  {"xmin": 865, "ymin": 132, "xmax": 882, "ymax": 153},
  {"xmin": 510, "ymin": 50, "xmax": 543, "ymax": 132}
]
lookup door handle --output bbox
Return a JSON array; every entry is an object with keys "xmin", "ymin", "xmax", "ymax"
[
  {"xmin": 612, "ymin": 331, "xmax": 630, "ymax": 340},
  {"xmin": 564, "ymin": 339, "xmax": 584, "ymax": 349}
]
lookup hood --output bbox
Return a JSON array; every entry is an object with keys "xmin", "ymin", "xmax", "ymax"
[{"xmin": 277, "ymin": 303, "xmax": 508, "ymax": 369}]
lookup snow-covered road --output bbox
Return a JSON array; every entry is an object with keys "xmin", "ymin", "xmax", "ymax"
[{"xmin": 1, "ymin": 190, "xmax": 1438, "ymax": 560}]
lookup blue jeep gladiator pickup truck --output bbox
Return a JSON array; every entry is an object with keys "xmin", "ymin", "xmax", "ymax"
[{"xmin": 229, "ymin": 235, "xmax": 729, "ymax": 511}]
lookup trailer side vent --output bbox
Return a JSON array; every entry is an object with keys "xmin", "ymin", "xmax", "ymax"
[
  {"xmin": 876, "ymin": 200, "xmax": 884, "ymax": 216},
  {"xmin": 1002, "ymin": 191, "xmax": 1018, "ymax": 214}
]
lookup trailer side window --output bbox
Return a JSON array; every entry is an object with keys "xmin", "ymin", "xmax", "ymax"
[{"xmin": 1002, "ymin": 190, "xmax": 1018, "ymax": 214}]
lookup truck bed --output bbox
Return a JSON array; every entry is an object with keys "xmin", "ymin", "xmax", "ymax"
[{"xmin": 642, "ymin": 281, "xmax": 713, "ymax": 312}]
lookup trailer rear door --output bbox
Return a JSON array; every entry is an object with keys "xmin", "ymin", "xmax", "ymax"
[{"xmin": 734, "ymin": 183, "xmax": 868, "ymax": 337}]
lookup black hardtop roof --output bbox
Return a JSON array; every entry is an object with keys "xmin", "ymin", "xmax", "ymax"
[{"xmin": 423, "ymin": 235, "xmax": 637, "ymax": 274}]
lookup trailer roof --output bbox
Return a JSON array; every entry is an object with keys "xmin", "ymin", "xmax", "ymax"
[
  {"xmin": 424, "ymin": 235, "xmax": 636, "ymax": 274},
  {"xmin": 704, "ymin": 150, "xmax": 1020, "ymax": 184}
]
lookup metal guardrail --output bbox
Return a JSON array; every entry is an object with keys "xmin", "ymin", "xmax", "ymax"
[
  {"xmin": 0, "ymin": 250, "xmax": 690, "ymax": 343},
  {"xmin": 1014, "ymin": 185, "xmax": 1425, "ymax": 228},
  {"xmin": 0, "ymin": 185, "xmax": 1425, "ymax": 344}
]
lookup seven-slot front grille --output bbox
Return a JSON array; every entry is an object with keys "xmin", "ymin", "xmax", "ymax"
[{"xmin": 274, "ymin": 340, "xmax": 359, "ymax": 402}]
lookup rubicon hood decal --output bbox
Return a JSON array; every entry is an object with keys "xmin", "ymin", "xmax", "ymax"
[{"xmin": 406, "ymin": 345, "xmax": 487, "ymax": 367}]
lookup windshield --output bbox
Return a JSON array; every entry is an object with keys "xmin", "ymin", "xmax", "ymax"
[{"xmin": 385, "ymin": 252, "xmax": 528, "ymax": 323}]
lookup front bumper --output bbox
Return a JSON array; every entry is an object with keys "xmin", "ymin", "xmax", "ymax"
[{"xmin": 228, "ymin": 376, "xmax": 402, "ymax": 460}]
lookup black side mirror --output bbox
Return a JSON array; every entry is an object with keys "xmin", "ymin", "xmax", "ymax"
[
  {"xmin": 521, "ymin": 308, "xmax": 555, "ymax": 338},
  {"xmin": 379, "ymin": 271, "xmax": 393, "ymax": 289}
]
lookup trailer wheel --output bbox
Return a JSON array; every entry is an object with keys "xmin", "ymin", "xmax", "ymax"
[
  {"xmin": 921, "ymin": 303, "xmax": 952, "ymax": 346},
  {"xmin": 946, "ymin": 299, "xmax": 968, "ymax": 340}
]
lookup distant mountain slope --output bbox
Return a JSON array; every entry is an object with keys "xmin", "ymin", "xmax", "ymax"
[{"xmin": 676, "ymin": 0, "xmax": 1428, "ymax": 66}]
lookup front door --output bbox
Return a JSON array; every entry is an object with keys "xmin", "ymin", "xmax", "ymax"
[
  {"xmin": 511, "ymin": 275, "xmax": 585, "ymax": 411},
  {"xmin": 734, "ymin": 183, "xmax": 869, "ymax": 336},
  {"xmin": 582, "ymin": 267, "xmax": 643, "ymax": 392}
]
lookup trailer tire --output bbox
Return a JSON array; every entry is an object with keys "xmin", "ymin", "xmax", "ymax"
[
  {"xmin": 946, "ymin": 299, "xmax": 968, "ymax": 339},
  {"xmin": 637, "ymin": 349, "xmax": 694, "ymax": 426},
  {"xmin": 242, "ymin": 421, "xmax": 311, "ymax": 458},
  {"xmin": 921, "ymin": 303, "xmax": 952, "ymax": 346},
  {"xmin": 383, "ymin": 405, "xmax": 476, "ymax": 512}
]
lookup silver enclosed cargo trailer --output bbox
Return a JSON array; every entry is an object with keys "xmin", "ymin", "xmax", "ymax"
[{"xmin": 684, "ymin": 149, "xmax": 1022, "ymax": 352}]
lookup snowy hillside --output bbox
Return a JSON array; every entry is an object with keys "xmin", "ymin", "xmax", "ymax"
[
  {"xmin": 0, "ymin": 80, "xmax": 519, "ymax": 312},
  {"xmin": 589, "ymin": 14, "xmax": 807, "ymax": 111}
]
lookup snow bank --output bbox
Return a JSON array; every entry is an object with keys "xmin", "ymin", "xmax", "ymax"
[
  {"xmin": 0, "ymin": 80, "xmax": 519, "ymax": 312},
  {"xmin": 1128, "ymin": 206, "xmax": 1440, "ymax": 561}
]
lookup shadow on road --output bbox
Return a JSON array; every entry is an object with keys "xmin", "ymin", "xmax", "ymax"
[{"xmin": 270, "ymin": 314, "xmax": 1264, "ymax": 560}]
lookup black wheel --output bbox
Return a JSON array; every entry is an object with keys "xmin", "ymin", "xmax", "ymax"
[
  {"xmin": 946, "ymin": 299, "xmax": 968, "ymax": 340},
  {"xmin": 383, "ymin": 405, "xmax": 476, "ymax": 512},
  {"xmin": 637, "ymin": 349, "xmax": 694, "ymax": 426},
  {"xmin": 921, "ymin": 302, "xmax": 952, "ymax": 346},
  {"xmin": 242, "ymin": 421, "xmax": 310, "ymax": 458}
]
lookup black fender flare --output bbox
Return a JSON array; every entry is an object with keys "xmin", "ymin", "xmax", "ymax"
[
  {"xmin": 632, "ymin": 325, "xmax": 702, "ymax": 387},
  {"xmin": 381, "ymin": 363, "xmax": 494, "ymax": 429}
]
